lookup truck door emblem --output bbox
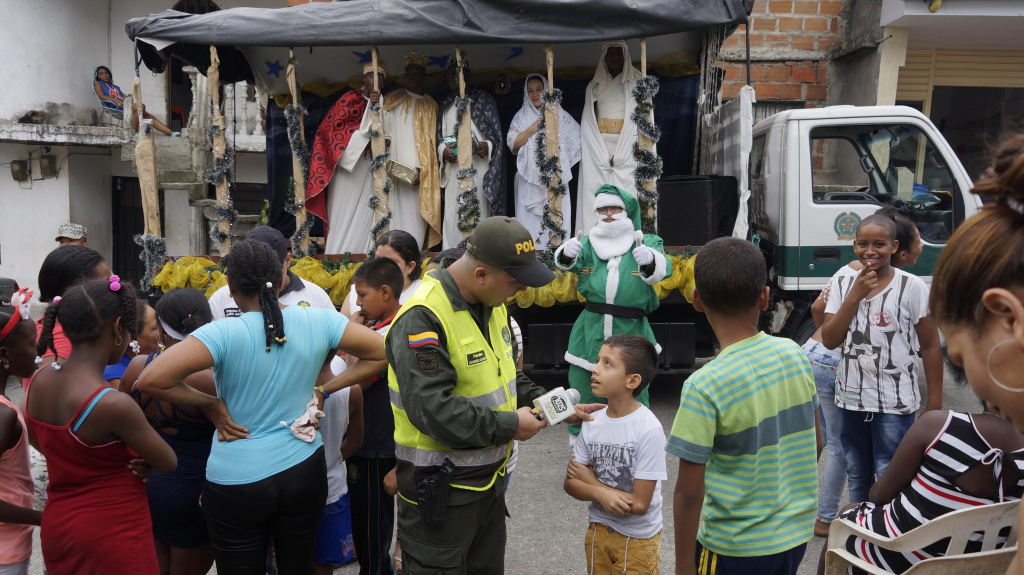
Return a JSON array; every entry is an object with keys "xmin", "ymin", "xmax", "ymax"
[{"xmin": 834, "ymin": 212, "xmax": 861, "ymax": 241}]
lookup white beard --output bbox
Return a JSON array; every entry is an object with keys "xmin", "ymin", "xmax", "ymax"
[{"xmin": 588, "ymin": 213, "xmax": 635, "ymax": 260}]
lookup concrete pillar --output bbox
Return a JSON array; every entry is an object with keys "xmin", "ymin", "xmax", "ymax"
[{"xmin": 876, "ymin": 27, "xmax": 909, "ymax": 106}]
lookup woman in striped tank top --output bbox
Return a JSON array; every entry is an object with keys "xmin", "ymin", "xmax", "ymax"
[{"xmin": 815, "ymin": 409, "xmax": 1024, "ymax": 574}]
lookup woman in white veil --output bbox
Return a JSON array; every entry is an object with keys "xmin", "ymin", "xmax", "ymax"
[{"xmin": 506, "ymin": 74, "xmax": 581, "ymax": 250}]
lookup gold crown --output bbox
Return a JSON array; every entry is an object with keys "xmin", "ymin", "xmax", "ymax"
[{"xmin": 404, "ymin": 50, "xmax": 428, "ymax": 68}]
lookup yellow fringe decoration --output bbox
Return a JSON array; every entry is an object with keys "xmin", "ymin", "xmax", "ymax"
[
  {"xmin": 508, "ymin": 253, "xmax": 697, "ymax": 308},
  {"xmin": 151, "ymin": 253, "xmax": 697, "ymax": 308},
  {"xmin": 289, "ymin": 257, "xmax": 361, "ymax": 306}
]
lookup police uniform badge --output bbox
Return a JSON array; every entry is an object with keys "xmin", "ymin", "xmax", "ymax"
[
  {"xmin": 501, "ymin": 326, "xmax": 511, "ymax": 346},
  {"xmin": 416, "ymin": 351, "xmax": 440, "ymax": 376}
]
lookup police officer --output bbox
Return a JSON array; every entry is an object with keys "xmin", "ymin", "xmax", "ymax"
[{"xmin": 387, "ymin": 217, "xmax": 601, "ymax": 574}]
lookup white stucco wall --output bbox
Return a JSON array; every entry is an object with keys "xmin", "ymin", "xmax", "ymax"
[
  {"xmin": 0, "ymin": 1, "xmax": 112, "ymax": 122},
  {"xmin": 235, "ymin": 153, "xmax": 268, "ymax": 184},
  {"xmin": 0, "ymin": 0, "xmax": 283, "ymax": 124},
  {"xmin": 68, "ymin": 148, "xmax": 114, "ymax": 263},
  {"xmin": 1, "ymin": 0, "xmax": 280, "ymax": 283},
  {"xmin": 0, "ymin": 145, "xmax": 72, "ymax": 294},
  {"xmin": 163, "ymin": 189, "xmax": 194, "ymax": 256}
]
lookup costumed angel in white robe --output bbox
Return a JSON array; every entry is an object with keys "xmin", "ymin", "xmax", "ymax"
[
  {"xmin": 577, "ymin": 41, "xmax": 652, "ymax": 235},
  {"xmin": 507, "ymin": 74, "xmax": 581, "ymax": 250}
]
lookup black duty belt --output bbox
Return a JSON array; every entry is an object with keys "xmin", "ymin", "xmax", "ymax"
[{"xmin": 585, "ymin": 301, "xmax": 646, "ymax": 319}]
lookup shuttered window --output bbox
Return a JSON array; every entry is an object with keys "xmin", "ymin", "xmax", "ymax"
[{"xmin": 897, "ymin": 49, "xmax": 1024, "ymax": 114}]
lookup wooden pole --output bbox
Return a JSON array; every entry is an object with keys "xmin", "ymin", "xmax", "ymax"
[
  {"xmin": 286, "ymin": 49, "xmax": 311, "ymax": 255},
  {"xmin": 133, "ymin": 77, "xmax": 161, "ymax": 237},
  {"xmin": 542, "ymin": 44, "xmax": 563, "ymax": 249},
  {"xmin": 208, "ymin": 46, "xmax": 232, "ymax": 255},
  {"xmin": 369, "ymin": 45, "xmax": 390, "ymax": 246},
  {"xmin": 456, "ymin": 46, "xmax": 475, "ymax": 239},
  {"xmin": 637, "ymin": 38, "xmax": 657, "ymax": 232}
]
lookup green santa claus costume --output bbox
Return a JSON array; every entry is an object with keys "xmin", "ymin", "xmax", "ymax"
[{"xmin": 555, "ymin": 184, "xmax": 671, "ymax": 436}]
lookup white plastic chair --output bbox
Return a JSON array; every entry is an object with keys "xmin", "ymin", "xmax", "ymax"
[
  {"xmin": 93, "ymin": 70, "xmax": 123, "ymax": 128},
  {"xmin": 824, "ymin": 500, "xmax": 1020, "ymax": 575}
]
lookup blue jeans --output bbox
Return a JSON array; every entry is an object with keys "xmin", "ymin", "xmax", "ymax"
[
  {"xmin": 803, "ymin": 340, "xmax": 845, "ymax": 522},
  {"xmin": 839, "ymin": 408, "xmax": 915, "ymax": 503}
]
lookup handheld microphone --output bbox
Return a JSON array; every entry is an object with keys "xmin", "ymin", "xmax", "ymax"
[{"xmin": 532, "ymin": 387, "xmax": 581, "ymax": 425}]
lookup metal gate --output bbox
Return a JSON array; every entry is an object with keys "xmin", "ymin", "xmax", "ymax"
[{"xmin": 112, "ymin": 177, "xmax": 164, "ymax": 293}]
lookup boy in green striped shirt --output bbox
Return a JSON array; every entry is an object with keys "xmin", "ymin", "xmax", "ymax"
[{"xmin": 668, "ymin": 238, "xmax": 819, "ymax": 575}]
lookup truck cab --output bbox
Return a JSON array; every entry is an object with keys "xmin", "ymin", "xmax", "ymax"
[{"xmin": 750, "ymin": 105, "xmax": 982, "ymax": 343}]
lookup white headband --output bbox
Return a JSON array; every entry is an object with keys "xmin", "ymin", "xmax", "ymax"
[{"xmin": 159, "ymin": 318, "xmax": 188, "ymax": 342}]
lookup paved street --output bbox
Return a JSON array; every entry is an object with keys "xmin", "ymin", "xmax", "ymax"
[{"xmin": 7, "ymin": 358, "xmax": 978, "ymax": 574}]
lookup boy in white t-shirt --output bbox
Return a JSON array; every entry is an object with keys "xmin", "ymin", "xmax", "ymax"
[
  {"xmin": 820, "ymin": 213, "xmax": 943, "ymax": 505},
  {"xmin": 564, "ymin": 334, "xmax": 667, "ymax": 574}
]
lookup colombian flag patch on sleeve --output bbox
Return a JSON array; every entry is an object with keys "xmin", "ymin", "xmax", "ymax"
[{"xmin": 408, "ymin": 331, "xmax": 440, "ymax": 348}]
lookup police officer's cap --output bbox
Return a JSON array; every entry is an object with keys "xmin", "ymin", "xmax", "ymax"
[{"xmin": 465, "ymin": 217, "xmax": 556, "ymax": 288}]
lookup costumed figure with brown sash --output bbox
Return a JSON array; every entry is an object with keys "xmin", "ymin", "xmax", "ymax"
[
  {"xmin": 577, "ymin": 41, "xmax": 650, "ymax": 236},
  {"xmin": 381, "ymin": 52, "xmax": 442, "ymax": 250},
  {"xmin": 307, "ymin": 62, "xmax": 387, "ymax": 254}
]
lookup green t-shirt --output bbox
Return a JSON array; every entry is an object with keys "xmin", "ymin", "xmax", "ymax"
[{"xmin": 666, "ymin": 332, "xmax": 818, "ymax": 557}]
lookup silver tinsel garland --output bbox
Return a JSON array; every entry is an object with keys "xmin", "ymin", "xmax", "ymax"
[
  {"xmin": 631, "ymin": 75, "xmax": 663, "ymax": 233},
  {"xmin": 533, "ymin": 89, "xmax": 568, "ymax": 266},
  {"xmin": 451, "ymin": 95, "xmax": 483, "ymax": 241},
  {"xmin": 208, "ymin": 204, "xmax": 240, "ymax": 247},
  {"xmin": 205, "ymin": 125, "xmax": 236, "ymax": 186},
  {"xmin": 284, "ymin": 82, "xmax": 314, "ymax": 255},
  {"xmin": 205, "ymin": 123, "xmax": 240, "ymax": 247},
  {"xmin": 366, "ymin": 101, "xmax": 392, "ymax": 254},
  {"xmin": 291, "ymin": 217, "xmax": 316, "ymax": 259},
  {"xmin": 133, "ymin": 233, "xmax": 166, "ymax": 293},
  {"xmin": 283, "ymin": 101, "xmax": 311, "ymax": 182},
  {"xmin": 283, "ymin": 177, "xmax": 303, "ymax": 215}
]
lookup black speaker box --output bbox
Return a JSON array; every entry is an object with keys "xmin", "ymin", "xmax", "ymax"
[
  {"xmin": 526, "ymin": 323, "xmax": 574, "ymax": 368},
  {"xmin": 656, "ymin": 175, "xmax": 739, "ymax": 246}
]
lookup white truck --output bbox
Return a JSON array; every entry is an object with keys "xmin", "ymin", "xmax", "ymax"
[
  {"xmin": 525, "ymin": 102, "xmax": 979, "ymax": 374},
  {"xmin": 749, "ymin": 104, "xmax": 979, "ymax": 345}
]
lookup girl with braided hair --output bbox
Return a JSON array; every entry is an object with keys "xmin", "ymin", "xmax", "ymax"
[
  {"xmin": 33, "ymin": 244, "xmax": 111, "ymax": 368},
  {"xmin": 25, "ymin": 245, "xmax": 111, "ymax": 517},
  {"xmin": 0, "ymin": 291, "xmax": 43, "ymax": 574},
  {"xmin": 138, "ymin": 239, "xmax": 388, "ymax": 574},
  {"xmin": 23, "ymin": 277, "xmax": 177, "ymax": 575}
]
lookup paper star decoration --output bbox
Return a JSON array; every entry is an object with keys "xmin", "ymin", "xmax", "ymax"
[
  {"xmin": 265, "ymin": 60, "xmax": 284, "ymax": 78},
  {"xmin": 505, "ymin": 47, "xmax": 524, "ymax": 61},
  {"xmin": 427, "ymin": 55, "xmax": 450, "ymax": 69},
  {"xmin": 353, "ymin": 50, "xmax": 373, "ymax": 64}
]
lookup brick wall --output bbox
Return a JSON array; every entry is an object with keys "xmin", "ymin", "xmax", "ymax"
[{"xmin": 719, "ymin": 0, "xmax": 843, "ymax": 107}]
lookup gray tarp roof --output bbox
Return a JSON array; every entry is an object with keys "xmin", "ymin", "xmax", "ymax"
[{"xmin": 126, "ymin": 0, "xmax": 751, "ymax": 83}]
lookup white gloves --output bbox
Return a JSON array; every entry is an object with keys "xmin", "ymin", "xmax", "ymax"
[
  {"xmin": 632, "ymin": 245, "xmax": 655, "ymax": 266},
  {"xmin": 562, "ymin": 236, "xmax": 583, "ymax": 259}
]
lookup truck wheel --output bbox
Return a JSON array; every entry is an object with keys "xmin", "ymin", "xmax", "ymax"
[{"xmin": 793, "ymin": 317, "xmax": 817, "ymax": 347}]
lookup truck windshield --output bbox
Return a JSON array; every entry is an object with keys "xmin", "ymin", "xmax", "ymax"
[{"xmin": 810, "ymin": 124, "xmax": 959, "ymax": 244}]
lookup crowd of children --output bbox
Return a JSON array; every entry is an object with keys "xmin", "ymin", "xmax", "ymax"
[{"xmin": 2, "ymin": 134, "xmax": 1024, "ymax": 575}]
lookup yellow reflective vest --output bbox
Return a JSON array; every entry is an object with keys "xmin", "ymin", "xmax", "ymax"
[{"xmin": 388, "ymin": 279, "xmax": 518, "ymax": 493}]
